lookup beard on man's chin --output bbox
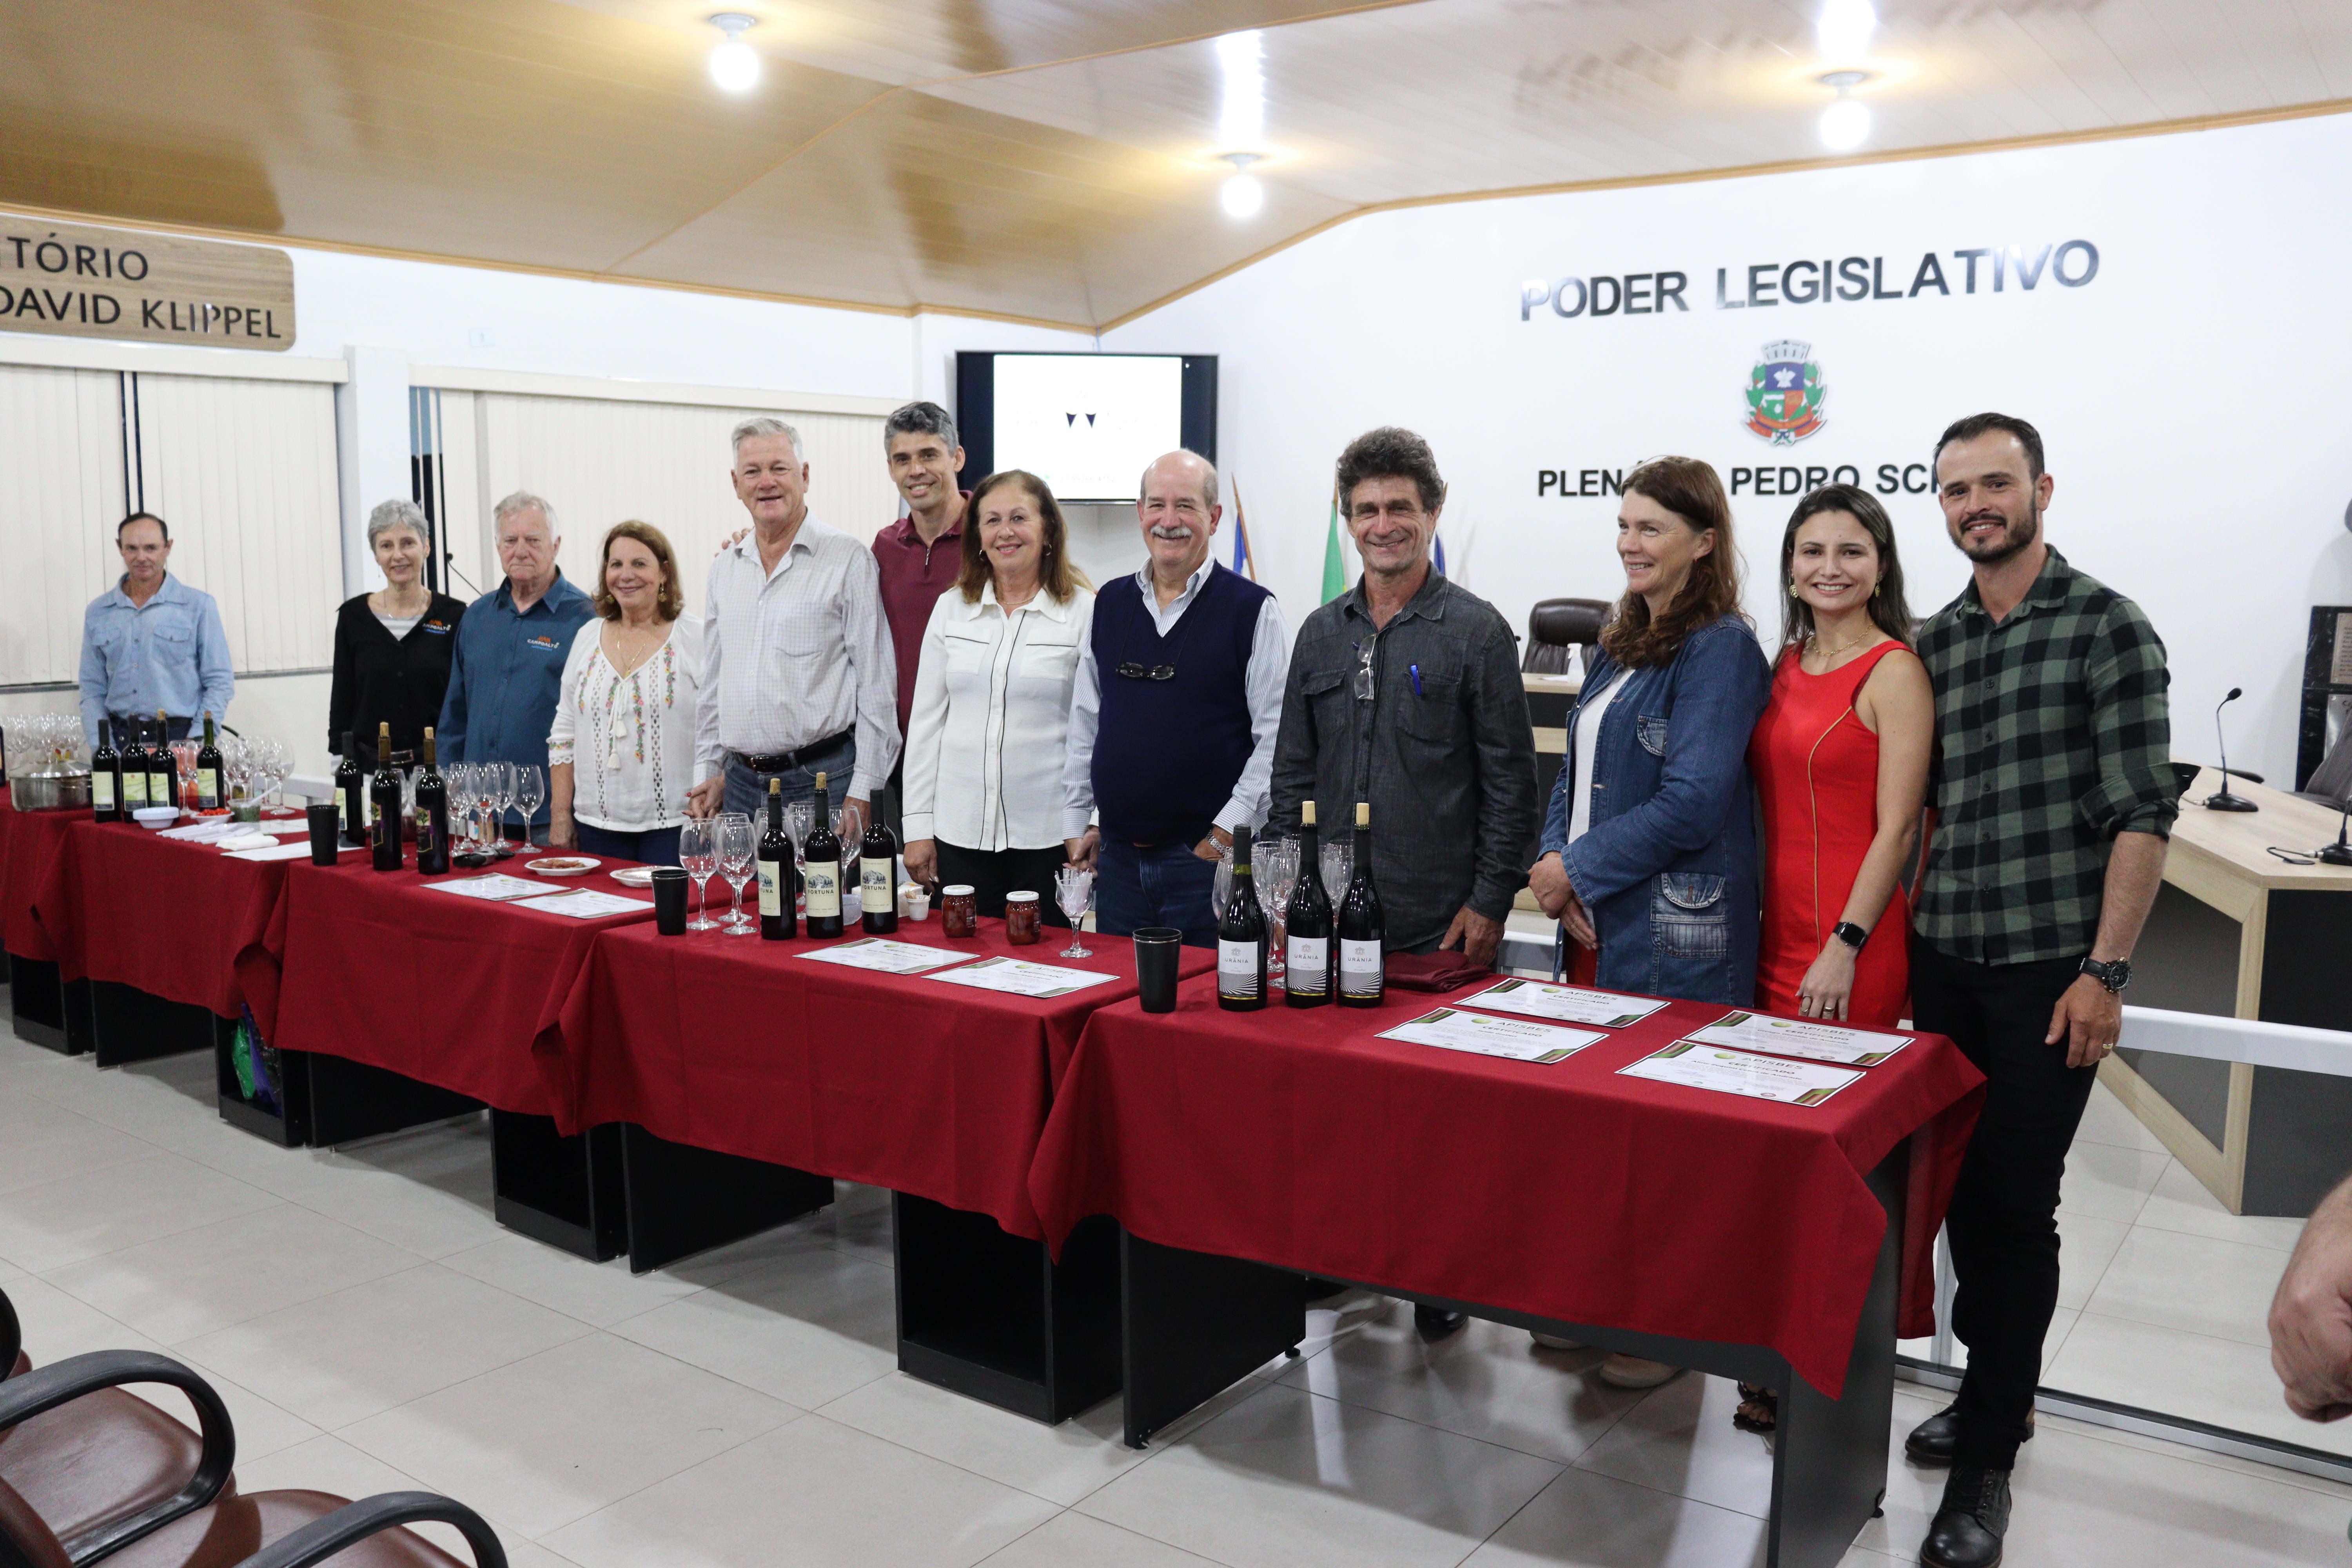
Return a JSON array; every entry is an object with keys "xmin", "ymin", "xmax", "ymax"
[{"xmin": 1957, "ymin": 508, "xmax": 2040, "ymax": 564}]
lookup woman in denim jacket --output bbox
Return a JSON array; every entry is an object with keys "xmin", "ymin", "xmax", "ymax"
[{"xmin": 1530, "ymin": 456, "xmax": 1771, "ymax": 1005}]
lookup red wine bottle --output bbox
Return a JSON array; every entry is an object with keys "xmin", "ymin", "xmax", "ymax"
[
  {"xmin": 414, "ymin": 727, "xmax": 450, "ymax": 874},
  {"xmin": 119, "ymin": 724, "xmax": 152, "ymax": 814},
  {"xmin": 149, "ymin": 710, "xmax": 179, "ymax": 812},
  {"xmin": 802, "ymin": 771, "xmax": 843, "ymax": 938},
  {"xmin": 860, "ymin": 809, "xmax": 899, "ymax": 935},
  {"xmin": 1217, "ymin": 825, "xmax": 1268, "ymax": 1011},
  {"xmin": 335, "ymin": 732, "xmax": 365, "ymax": 844},
  {"xmin": 194, "ymin": 711, "xmax": 223, "ymax": 811},
  {"xmin": 1284, "ymin": 801, "xmax": 1332, "ymax": 1007},
  {"xmin": 1338, "ymin": 802, "xmax": 1385, "ymax": 1008},
  {"xmin": 758, "ymin": 777, "xmax": 794, "ymax": 940},
  {"xmin": 369, "ymin": 721, "xmax": 403, "ymax": 871},
  {"xmin": 91, "ymin": 719, "xmax": 122, "ymax": 822}
]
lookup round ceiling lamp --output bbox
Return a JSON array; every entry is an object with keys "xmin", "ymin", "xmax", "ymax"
[
  {"xmin": 709, "ymin": 13, "xmax": 760, "ymax": 93},
  {"xmin": 1818, "ymin": 71, "xmax": 1871, "ymax": 151},
  {"xmin": 1220, "ymin": 153, "xmax": 1264, "ymax": 219}
]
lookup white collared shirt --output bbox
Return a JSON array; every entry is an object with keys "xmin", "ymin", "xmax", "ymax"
[
  {"xmin": 548, "ymin": 615, "xmax": 705, "ymax": 832},
  {"xmin": 1060, "ymin": 559, "xmax": 1290, "ymax": 840},
  {"xmin": 902, "ymin": 580, "xmax": 1096, "ymax": 852},
  {"xmin": 695, "ymin": 515, "xmax": 902, "ymax": 799}
]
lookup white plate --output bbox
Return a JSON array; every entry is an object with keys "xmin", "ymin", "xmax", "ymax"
[
  {"xmin": 608, "ymin": 866, "xmax": 658, "ymax": 887},
  {"xmin": 524, "ymin": 856, "xmax": 601, "ymax": 877}
]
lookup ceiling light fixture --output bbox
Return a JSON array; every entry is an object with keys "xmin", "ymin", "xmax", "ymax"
[
  {"xmin": 1817, "ymin": 0, "xmax": 1876, "ymax": 62},
  {"xmin": 1220, "ymin": 153, "xmax": 1264, "ymax": 219},
  {"xmin": 1817, "ymin": 70, "xmax": 1871, "ymax": 151},
  {"xmin": 708, "ymin": 13, "xmax": 760, "ymax": 93}
]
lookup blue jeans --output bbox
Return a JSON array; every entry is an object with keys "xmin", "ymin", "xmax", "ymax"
[
  {"xmin": 1097, "ymin": 838, "xmax": 1218, "ymax": 948},
  {"xmin": 574, "ymin": 822, "xmax": 681, "ymax": 867},
  {"xmin": 722, "ymin": 735, "xmax": 857, "ymax": 822}
]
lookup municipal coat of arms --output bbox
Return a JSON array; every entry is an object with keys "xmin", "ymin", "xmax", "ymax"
[{"xmin": 1745, "ymin": 340, "xmax": 1826, "ymax": 445}]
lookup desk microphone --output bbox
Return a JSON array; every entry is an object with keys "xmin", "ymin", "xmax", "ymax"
[
  {"xmin": 2204, "ymin": 688, "xmax": 2258, "ymax": 813},
  {"xmin": 2321, "ymin": 796, "xmax": 2352, "ymax": 867}
]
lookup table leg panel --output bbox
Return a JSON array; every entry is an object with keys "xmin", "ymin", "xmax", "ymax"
[
  {"xmin": 1119, "ymin": 1231, "xmax": 1305, "ymax": 1450},
  {"xmin": 492, "ymin": 1111, "xmax": 626, "ymax": 1262},
  {"xmin": 89, "ymin": 981, "xmax": 218, "ymax": 1068},
  {"xmin": 305, "ymin": 1053, "xmax": 484, "ymax": 1147},
  {"xmin": 621, "ymin": 1122, "xmax": 831, "ymax": 1276}
]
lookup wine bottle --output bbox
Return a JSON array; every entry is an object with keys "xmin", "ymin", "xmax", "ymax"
[
  {"xmin": 335, "ymin": 732, "xmax": 365, "ymax": 845},
  {"xmin": 194, "ymin": 710, "xmax": 224, "ymax": 811},
  {"xmin": 91, "ymin": 719, "xmax": 121, "ymax": 822},
  {"xmin": 414, "ymin": 727, "xmax": 450, "ymax": 874},
  {"xmin": 1284, "ymin": 800, "xmax": 1333, "ymax": 1007},
  {"xmin": 119, "ymin": 724, "xmax": 151, "ymax": 813},
  {"xmin": 860, "ymin": 808, "xmax": 899, "ymax": 935},
  {"xmin": 803, "ymin": 770, "xmax": 843, "ymax": 938},
  {"xmin": 149, "ymin": 710, "xmax": 179, "ymax": 812},
  {"xmin": 369, "ymin": 720, "xmax": 403, "ymax": 871},
  {"xmin": 758, "ymin": 777, "xmax": 794, "ymax": 940},
  {"xmin": 1217, "ymin": 824, "xmax": 1269, "ymax": 1011},
  {"xmin": 1338, "ymin": 802, "xmax": 1385, "ymax": 1008}
]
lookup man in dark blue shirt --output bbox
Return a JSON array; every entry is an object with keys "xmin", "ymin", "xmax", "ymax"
[{"xmin": 438, "ymin": 490, "xmax": 593, "ymax": 842}]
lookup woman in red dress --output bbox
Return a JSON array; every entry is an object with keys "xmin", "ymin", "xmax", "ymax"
[{"xmin": 1740, "ymin": 486, "xmax": 1933, "ymax": 1431}]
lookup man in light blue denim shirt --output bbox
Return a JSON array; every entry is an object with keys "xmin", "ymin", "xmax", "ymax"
[{"xmin": 78, "ymin": 512, "xmax": 234, "ymax": 746}]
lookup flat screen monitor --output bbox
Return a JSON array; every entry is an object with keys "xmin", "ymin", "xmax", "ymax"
[{"xmin": 955, "ymin": 352, "xmax": 1217, "ymax": 504}]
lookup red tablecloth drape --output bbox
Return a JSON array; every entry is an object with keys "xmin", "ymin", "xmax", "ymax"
[
  {"xmin": 30, "ymin": 819, "xmax": 309, "ymax": 1020},
  {"xmin": 538, "ymin": 921, "xmax": 1214, "ymax": 1241},
  {"xmin": 3, "ymin": 797, "xmax": 86, "ymax": 963},
  {"xmin": 273, "ymin": 861, "xmax": 657, "ymax": 1114},
  {"xmin": 1029, "ymin": 977, "xmax": 1986, "ymax": 1399}
]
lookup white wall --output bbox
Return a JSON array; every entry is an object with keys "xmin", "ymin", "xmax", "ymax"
[{"xmin": 1104, "ymin": 111, "xmax": 2352, "ymax": 789}]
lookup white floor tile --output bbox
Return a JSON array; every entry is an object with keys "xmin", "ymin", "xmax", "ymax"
[
  {"xmin": 1, "ymin": 1272, "xmax": 166, "ymax": 1361},
  {"xmin": 0, "ymin": 1107, "xmax": 155, "ymax": 1194},
  {"xmin": 136, "ymin": 1351, "xmax": 324, "ymax": 1461},
  {"xmin": 42, "ymin": 1201, "xmax": 417, "ymax": 1345},
  {"xmin": 543, "ymin": 1413, "xmax": 1059, "ymax": 1568},
  {"xmin": 231, "ymin": 1432, "xmax": 542, "ymax": 1564},
  {"xmin": 2080, "ymin": 1226, "xmax": 2287, "ymax": 1348},
  {"xmin": 2057, "ymin": 1142, "xmax": 2170, "ymax": 1224},
  {"xmin": 819, "ymin": 1372, "xmax": 1147, "ymax": 1507},
  {"xmin": 0, "ymin": 1151, "xmax": 277, "ymax": 1274},
  {"xmin": 177, "ymin": 1261, "xmax": 594, "ymax": 1429},
  {"xmin": 1457, "ymin": 1465, "xmax": 1769, "ymax": 1568},
  {"xmin": 609, "ymin": 1244, "xmax": 898, "ymax": 1410},
  {"xmin": 1572, "ymin": 1373, "xmax": 1774, "ymax": 1519},
  {"xmin": 439, "ymin": 1231, "xmax": 705, "ymax": 1329},
  {"xmin": 2044, "ymin": 1312, "xmax": 2352, "ymax": 1459},
  {"xmin": 1076, "ymin": 1383, "xmax": 1561, "ymax": 1568},
  {"xmin": 977, "ymin": 1511, "xmax": 1224, "ymax": 1568},
  {"xmin": 2135, "ymin": 1160, "xmax": 2307, "ymax": 1253},
  {"xmin": 341, "ymin": 1331, "xmax": 799, "ymax": 1538}
]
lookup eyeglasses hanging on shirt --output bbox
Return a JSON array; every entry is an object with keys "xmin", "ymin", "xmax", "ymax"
[
  {"xmin": 1114, "ymin": 608, "xmax": 1198, "ymax": 682},
  {"xmin": 1353, "ymin": 637, "xmax": 1377, "ymax": 702}
]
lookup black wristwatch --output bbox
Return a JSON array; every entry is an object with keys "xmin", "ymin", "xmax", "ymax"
[
  {"xmin": 1831, "ymin": 921, "xmax": 1869, "ymax": 950},
  {"xmin": 2079, "ymin": 955, "xmax": 2132, "ymax": 994}
]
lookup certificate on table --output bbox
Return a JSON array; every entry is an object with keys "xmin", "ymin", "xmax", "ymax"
[
  {"xmin": 1618, "ymin": 1040, "xmax": 1863, "ymax": 1105},
  {"xmin": 796, "ymin": 937, "xmax": 974, "ymax": 976},
  {"xmin": 427, "ymin": 873, "xmax": 555, "ymax": 902},
  {"xmin": 1378, "ymin": 1007, "xmax": 1606, "ymax": 1065},
  {"xmin": 223, "ymin": 840, "xmax": 336, "ymax": 862},
  {"xmin": 924, "ymin": 955, "xmax": 1117, "ymax": 998},
  {"xmin": 509, "ymin": 889, "xmax": 653, "ymax": 919},
  {"xmin": 1686, "ymin": 1010, "xmax": 1913, "ymax": 1067},
  {"xmin": 1454, "ymin": 978, "xmax": 1670, "ymax": 1028}
]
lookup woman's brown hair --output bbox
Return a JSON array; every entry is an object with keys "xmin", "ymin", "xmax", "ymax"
[
  {"xmin": 1599, "ymin": 456, "xmax": 1746, "ymax": 668},
  {"xmin": 591, "ymin": 520, "xmax": 684, "ymax": 622},
  {"xmin": 959, "ymin": 469, "xmax": 1088, "ymax": 604},
  {"xmin": 1777, "ymin": 483, "xmax": 1914, "ymax": 652}
]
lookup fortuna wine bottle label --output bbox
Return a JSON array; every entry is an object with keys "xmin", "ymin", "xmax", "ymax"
[
  {"xmin": 861, "ymin": 859, "xmax": 891, "ymax": 909},
  {"xmin": 759, "ymin": 864, "xmax": 781, "ymax": 916},
  {"xmin": 1340, "ymin": 938, "xmax": 1383, "ymax": 995},
  {"xmin": 1218, "ymin": 939, "xmax": 1262, "ymax": 999},
  {"xmin": 198, "ymin": 768, "xmax": 220, "ymax": 809},
  {"xmin": 94, "ymin": 772, "xmax": 115, "ymax": 809},
  {"xmin": 1287, "ymin": 935, "xmax": 1328, "ymax": 987},
  {"xmin": 804, "ymin": 864, "xmax": 840, "ymax": 918}
]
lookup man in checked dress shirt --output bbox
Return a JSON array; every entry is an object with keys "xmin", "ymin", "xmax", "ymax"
[{"xmin": 686, "ymin": 416, "xmax": 900, "ymax": 824}]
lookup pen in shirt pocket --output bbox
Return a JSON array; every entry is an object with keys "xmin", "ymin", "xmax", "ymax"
[{"xmin": 1409, "ymin": 663, "xmax": 1424, "ymax": 697}]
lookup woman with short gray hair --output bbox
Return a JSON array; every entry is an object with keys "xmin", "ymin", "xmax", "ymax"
[{"xmin": 327, "ymin": 498, "xmax": 468, "ymax": 767}]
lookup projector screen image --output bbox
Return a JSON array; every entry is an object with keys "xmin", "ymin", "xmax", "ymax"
[{"xmin": 955, "ymin": 352, "xmax": 1217, "ymax": 504}]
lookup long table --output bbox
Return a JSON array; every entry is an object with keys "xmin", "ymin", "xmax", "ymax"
[{"xmin": 1028, "ymin": 973, "xmax": 1985, "ymax": 1568}]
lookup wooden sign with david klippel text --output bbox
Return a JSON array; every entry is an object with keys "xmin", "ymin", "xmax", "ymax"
[{"xmin": 0, "ymin": 214, "xmax": 295, "ymax": 351}]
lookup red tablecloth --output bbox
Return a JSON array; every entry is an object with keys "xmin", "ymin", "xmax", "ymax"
[
  {"xmin": 539, "ymin": 921, "xmax": 1215, "ymax": 1241},
  {"xmin": 1029, "ymin": 978, "xmax": 1986, "ymax": 1398},
  {"xmin": 3, "ymin": 795, "xmax": 86, "ymax": 963},
  {"xmin": 272, "ymin": 860, "xmax": 658, "ymax": 1114},
  {"xmin": 30, "ymin": 818, "xmax": 315, "ymax": 1020}
]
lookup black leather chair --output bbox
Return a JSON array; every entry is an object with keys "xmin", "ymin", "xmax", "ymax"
[{"xmin": 1523, "ymin": 598, "xmax": 1610, "ymax": 677}]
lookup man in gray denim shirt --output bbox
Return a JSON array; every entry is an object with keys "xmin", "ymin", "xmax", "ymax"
[{"xmin": 1269, "ymin": 428, "xmax": 1538, "ymax": 965}]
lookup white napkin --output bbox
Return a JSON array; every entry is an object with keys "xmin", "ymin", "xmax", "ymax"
[{"xmin": 215, "ymin": 830, "xmax": 278, "ymax": 852}]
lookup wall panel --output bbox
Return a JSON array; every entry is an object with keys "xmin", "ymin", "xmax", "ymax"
[{"xmin": 0, "ymin": 365, "xmax": 127, "ymax": 688}]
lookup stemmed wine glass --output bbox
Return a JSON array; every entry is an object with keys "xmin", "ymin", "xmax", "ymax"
[
  {"xmin": 678, "ymin": 818, "xmax": 719, "ymax": 931},
  {"xmin": 512, "ymin": 765, "xmax": 543, "ymax": 852},
  {"xmin": 1258, "ymin": 834, "xmax": 1300, "ymax": 982},
  {"xmin": 1321, "ymin": 838, "xmax": 1353, "ymax": 905},
  {"xmin": 716, "ymin": 813, "xmax": 756, "ymax": 935},
  {"xmin": 1210, "ymin": 839, "xmax": 1233, "ymax": 922},
  {"xmin": 446, "ymin": 762, "xmax": 477, "ymax": 851},
  {"xmin": 482, "ymin": 762, "xmax": 511, "ymax": 854},
  {"xmin": 784, "ymin": 799, "xmax": 814, "ymax": 914},
  {"xmin": 834, "ymin": 800, "xmax": 865, "ymax": 914},
  {"xmin": 1054, "ymin": 865, "xmax": 1094, "ymax": 959}
]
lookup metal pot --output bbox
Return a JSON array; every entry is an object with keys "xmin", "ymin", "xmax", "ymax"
[{"xmin": 12, "ymin": 771, "xmax": 93, "ymax": 811}]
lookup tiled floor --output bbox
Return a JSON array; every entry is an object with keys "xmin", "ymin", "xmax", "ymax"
[{"xmin": 4, "ymin": 1025, "xmax": 2349, "ymax": 1568}]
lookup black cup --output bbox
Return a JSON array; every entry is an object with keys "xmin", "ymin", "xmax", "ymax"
[
  {"xmin": 305, "ymin": 801, "xmax": 342, "ymax": 866},
  {"xmin": 1134, "ymin": 926, "xmax": 1183, "ymax": 1013},
  {"xmin": 652, "ymin": 867, "xmax": 690, "ymax": 935}
]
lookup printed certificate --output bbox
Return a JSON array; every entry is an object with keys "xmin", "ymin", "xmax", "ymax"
[
  {"xmin": 509, "ymin": 889, "xmax": 653, "ymax": 919},
  {"xmin": 795, "ymin": 937, "xmax": 973, "ymax": 975},
  {"xmin": 1687, "ymin": 1011, "xmax": 1913, "ymax": 1067},
  {"xmin": 1377, "ymin": 1007, "xmax": 1606, "ymax": 1065},
  {"xmin": 1454, "ymin": 978, "xmax": 1670, "ymax": 1028},
  {"xmin": 426, "ymin": 873, "xmax": 557, "ymax": 901},
  {"xmin": 1617, "ymin": 1040, "xmax": 1863, "ymax": 1105},
  {"xmin": 924, "ymin": 955, "xmax": 1118, "ymax": 998}
]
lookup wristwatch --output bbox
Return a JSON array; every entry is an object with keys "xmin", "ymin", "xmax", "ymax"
[
  {"xmin": 2079, "ymin": 955, "xmax": 2133, "ymax": 994},
  {"xmin": 1831, "ymin": 921, "xmax": 1869, "ymax": 950}
]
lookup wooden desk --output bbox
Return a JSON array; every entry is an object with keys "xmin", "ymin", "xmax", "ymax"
[{"xmin": 2101, "ymin": 766, "xmax": 2352, "ymax": 1214}]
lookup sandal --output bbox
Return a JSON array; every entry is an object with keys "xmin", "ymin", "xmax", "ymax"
[{"xmin": 1733, "ymin": 1382, "xmax": 1778, "ymax": 1434}]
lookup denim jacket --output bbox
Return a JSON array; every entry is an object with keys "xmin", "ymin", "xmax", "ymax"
[{"xmin": 1540, "ymin": 614, "xmax": 1771, "ymax": 1003}]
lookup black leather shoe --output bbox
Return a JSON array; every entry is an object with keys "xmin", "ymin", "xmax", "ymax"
[
  {"xmin": 1904, "ymin": 1405, "xmax": 2035, "ymax": 1466},
  {"xmin": 1413, "ymin": 1305, "xmax": 1466, "ymax": 1342},
  {"xmin": 1920, "ymin": 1466, "xmax": 2011, "ymax": 1568}
]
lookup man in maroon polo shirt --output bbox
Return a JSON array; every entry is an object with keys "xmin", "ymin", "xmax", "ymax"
[{"xmin": 871, "ymin": 401, "xmax": 970, "ymax": 839}]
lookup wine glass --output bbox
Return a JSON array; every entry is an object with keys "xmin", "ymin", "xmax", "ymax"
[
  {"xmin": 1321, "ymin": 838, "xmax": 1353, "ymax": 904},
  {"xmin": 445, "ymin": 762, "xmax": 475, "ymax": 851},
  {"xmin": 1258, "ymin": 835, "xmax": 1299, "ymax": 982},
  {"xmin": 512, "ymin": 764, "xmax": 543, "ymax": 851},
  {"xmin": 171, "ymin": 740, "xmax": 201, "ymax": 806},
  {"xmin": 834, "ymin": 800, "xmax": 866, "ymax": 915},
  {"xmin": 1210, "ymin": 839, "xmax": 1233, "ymax": 922},
  {"xmin": 1054, "ymin": 865, "xmax": 1094, "ymax": 959},
  {"xmin": 678, "ymin": 818, "xmax": 719, "ymax": 931},
  {"xmin": 784, "ymin": 798, "xmax": 814, "ymax": 913},
  {"xmin": 716, "ymin": 813, "xmax": 756, "ymax": 934}
]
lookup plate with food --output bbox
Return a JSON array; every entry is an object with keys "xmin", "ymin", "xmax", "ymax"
[
  {"xmin": 524, "ymin": 855, "xmax": 601, "ymax": 877},
  {"xmin": 608, "ymin": 866, "xmax": 659, "ymax": 888}
]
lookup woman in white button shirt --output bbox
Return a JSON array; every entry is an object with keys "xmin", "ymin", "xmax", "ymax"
[
  {"xmin": 902, "ymin": 470, "xmax": 1094, "ymax": 921},
  {"xmin": 547, "ymin": 520, "xmax": 706, "ymax": 865}
]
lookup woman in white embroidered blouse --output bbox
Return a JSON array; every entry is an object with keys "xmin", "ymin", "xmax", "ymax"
[
  {"xmin": 547, "ymin": 520, "xmax": 706, "ymax": 864},
  {"xmin": 902, "ymin": 469, "xmax": 1094, "ymax": 921}
]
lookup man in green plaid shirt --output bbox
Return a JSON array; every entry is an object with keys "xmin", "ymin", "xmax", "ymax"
[{"xmin": 1905, "ymin": 414, "xmax": 2176, "ymax": 1568}]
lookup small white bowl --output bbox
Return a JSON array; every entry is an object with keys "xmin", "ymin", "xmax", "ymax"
[
  {"xmin": 132, "ymin": 807, "xmax": 181, "ymax": 831},
  {"xmin": 524, "ymin": 855, "xmax": 601, "ymax": 877}
]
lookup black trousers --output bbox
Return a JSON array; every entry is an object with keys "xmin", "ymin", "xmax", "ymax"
[
  {"xmin": 933, "ymin": 841, "xmax": 1071, "ymax": 927},
  {"xmin": 1910, "ymin": 937, "xmax": 2096, "ymax": 1471}
]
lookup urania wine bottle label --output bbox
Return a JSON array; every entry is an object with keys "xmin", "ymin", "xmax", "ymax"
[
  {"xmin": 1219, "ymin": 938, "xmax": 1262, "ymax": 998},
  {"xmin": 1340, "ymin": 938, "xmax": 1383, "ymax": 994},
  {"xmin": 1287, "ymin": 935, "xmax": 1328, "ymax": 986}
]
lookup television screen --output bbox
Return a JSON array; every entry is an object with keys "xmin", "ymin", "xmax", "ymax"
[{"xmin": 955, "ymin": 352, "xmax": 1217, "ymax": 504}]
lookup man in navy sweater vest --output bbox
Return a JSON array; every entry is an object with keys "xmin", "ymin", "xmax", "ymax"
[{"xmin": 1062, "ymin": 450, "xmax": 1290, "ymax": 946}]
